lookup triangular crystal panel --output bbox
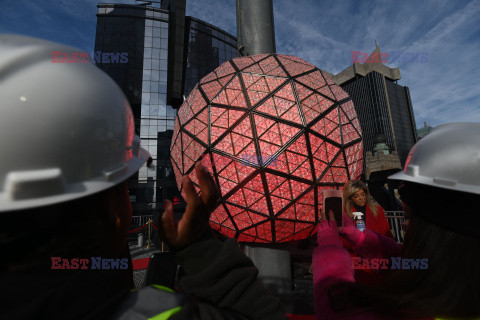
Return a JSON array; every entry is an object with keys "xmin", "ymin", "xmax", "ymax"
[
  {"xmin": 254, "ymin": 114, "xmax": 276, "ymax": 138},
  {"xmin": 255, "ymin": 96, "xmax": 277, "ymax": 117},
  {"xmin": 296, "ymin": 71, "xmax": 326, "ymax": 91},
  {"xmin": 330, "ymin": 84, "xmax": 349, "ymax": 101},
  {"xmin": 232, "ymin": 56, "xmax": 257, "ymax": 70},
  {"xmin": 277, "ymin": 55, "xmax": 315, "ymax": 77},
  {"xmin": 275, "ymin": 220, "xmax": 296, "ymax": 241},
  {"xmin": 201, "ymin": 75, "xmax": 233, "ymax": 101},
  {"xmin": 258, "ymin": 56, "xmax": 287, "ymax": 77},
  {"xmin": 277, "ymin": 122, "xmax": 301, "ymax": 145},
  {"xmin": 215, "ymin": 132, "xmax": 235, "ymax": 155},
  {"xmin": 318, "ymin": 85, "xmax": 335, "ymax": 100}
]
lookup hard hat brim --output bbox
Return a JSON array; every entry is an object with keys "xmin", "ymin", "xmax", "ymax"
[
  {"xmin": 0, "ymin": 145, "xmax": 150, "ymax": 213},
  {"xmin": 388, "ymin": 169, "xmax": 480, "ymax": 195}
]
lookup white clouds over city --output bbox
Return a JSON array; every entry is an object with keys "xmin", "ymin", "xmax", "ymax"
[
  {"xmin": 2, "ymin": 0, "xmax": 479, "ymax": 127},
  {"xmin": 188, "ymin": 0, "xmax": 480, "ymax": 128}
]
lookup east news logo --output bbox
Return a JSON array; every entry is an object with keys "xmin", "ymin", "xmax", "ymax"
[
  {"xmin": 51, "ymin": 257, "xmax": 129, "ymax": 270},
  {"xmin": 51, "ymin": 51, "xmax": 128, "ymax": 64},
  {"xmin": 352, "ymin": 257, "xmax": 429, "ymax": 270}
]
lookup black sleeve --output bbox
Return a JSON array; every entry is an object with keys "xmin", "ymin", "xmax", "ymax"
[{"xmin": 170, "ymin": 237, "xmax": 288, "ymax": 320}]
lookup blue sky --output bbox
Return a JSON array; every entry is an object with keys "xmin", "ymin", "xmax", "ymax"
[{"xmin": 1, "ymin": 0, "xmax": 479, "ymax": 128}]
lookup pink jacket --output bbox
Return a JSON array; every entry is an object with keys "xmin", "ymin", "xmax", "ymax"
[{"xmin": 313, "ymin": 220, "xmax": 403, "ymax": 320}]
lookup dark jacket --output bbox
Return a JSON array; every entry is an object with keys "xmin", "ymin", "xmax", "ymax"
[
  {"xmin": 1, "ymin": 237, "xmax": 286, "ymax": 320},
  {"xmin": 117, "ymin": 237, "xmax": 287, "ymax": 319}
]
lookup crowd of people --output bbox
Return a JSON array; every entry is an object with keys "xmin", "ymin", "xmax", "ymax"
[{"xmin": 1, "ymin": 35, "xmax": 479, "ymax": 320}]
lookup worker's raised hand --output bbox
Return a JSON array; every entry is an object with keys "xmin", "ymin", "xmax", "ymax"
[
  {"xmin": 317, "ymin": 209, "xmax": 341, "ymax": 246},
  {"xmin": 158, "ymin": 161, "xmax": 219, "ymax": 249},
  {"xmin": 338, "ymin": 213, "xmax": 363, "ymax": 247}
]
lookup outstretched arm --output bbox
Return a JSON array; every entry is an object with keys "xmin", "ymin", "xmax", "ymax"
[
  {"xmin": 313, "ymin": 215, "xmax": 387, "ymax": 320},
  {"xmin": 158, "ymin": 162, "xmax": 287, "ymax": 320},
  {"xmin": 313, "ymin": 220, "xmax": 355, "ymax": 319}
]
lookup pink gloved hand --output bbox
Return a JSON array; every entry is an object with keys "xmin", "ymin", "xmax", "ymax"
[
  {"xmin": 317, "ymin": 219, "xmax": 342, "ymax": 247},
  {"xmin": 338, "ymin": 213, "xmax": 364, "ymax": 247},
  {"xmin": 339, "ymin": 213, "xmax": 403, "ymax": 259}
]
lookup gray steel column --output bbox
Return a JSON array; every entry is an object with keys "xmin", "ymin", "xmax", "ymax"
[{"xmin": 236, "ymin": 0, "xmax": 276, "ymax": 56}]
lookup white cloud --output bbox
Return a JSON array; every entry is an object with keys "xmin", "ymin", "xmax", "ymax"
[
  {"xmin": 270, "ymin": 0, "xmax": 480, "ymax": 127},
  {"xmin": 2, "ymin": 0, "xmax": 478, "ymax": 128}
]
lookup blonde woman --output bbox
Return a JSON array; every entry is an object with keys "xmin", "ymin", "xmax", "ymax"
[
  {"xmin": 343, "ymin": 180, "xmax": 393, "ymax": 238},
  {"xmin": 341, "ymin": 180, "xmax": 394, "ymax": 285}
]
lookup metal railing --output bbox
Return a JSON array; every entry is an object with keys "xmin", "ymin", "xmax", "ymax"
[
  {"xmin": 385, "ymin": 211, "xmax": 406, "ymax": 244},
  {"xmin": 128, "ymin": 215, "xmax": 153, "ymax": 240},
  {"xmin": 131, "ymin": 215, "xmax": 153, "ymax": 228}
]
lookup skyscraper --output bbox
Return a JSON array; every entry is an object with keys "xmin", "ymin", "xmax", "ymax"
[
  {"xmin": 94, "ymin": 1, "xmax": 237, "ymax": 216},
  {"xmin": 332, "ymin": 46, "xmax": 417, "ymax": 167},
  {"xmin": 184, "ymin": 17, "xmax": 237, "ymax": 97}
]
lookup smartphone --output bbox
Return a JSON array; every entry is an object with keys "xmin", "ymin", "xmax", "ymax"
[{"xmin": 323, "ymin": 189, "xmax": 344, "ymax": 227}]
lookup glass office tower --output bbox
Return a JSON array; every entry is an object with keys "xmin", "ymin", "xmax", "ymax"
[
  {"xmin": 94, "ymin": 2, "xmax": 237, "ymax": 216},
  {"xmin": 184, "ymin": 17, "xmax": 237, "ymax": 97},
  {"xmin": 96, "ymin": 3, "xmax": 177, "ymax": 215}
]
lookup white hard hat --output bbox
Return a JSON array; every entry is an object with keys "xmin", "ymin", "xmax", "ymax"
[
  {"xmin": 0, "ymin": 34, "xmax": 149, "ymax": 212},
  {"xmin": 389, "ymin": 122, "xmax": 480, "ymax": 195}
]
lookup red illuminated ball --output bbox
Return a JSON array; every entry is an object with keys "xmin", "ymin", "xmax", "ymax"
[{"xmin": 170, "ymin": 53, "xmax": 363, "ymax": 243}]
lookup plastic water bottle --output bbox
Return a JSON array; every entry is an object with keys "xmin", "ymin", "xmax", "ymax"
[{"xmin": 353, "ymin": 212, "xmax": 366, "ymax": 232}]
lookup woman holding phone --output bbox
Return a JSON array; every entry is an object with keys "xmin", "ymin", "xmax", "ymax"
[
  {"xmin": 313, "ymin": 123, "xmax": 480, "ymax": 320},
  {"xmin": 343, "ymin": 180, "xmax": 393, "ymax": 239},
  {"xmin": 340, "ymin": 180, "xmax": 394, "ymax": 285}
]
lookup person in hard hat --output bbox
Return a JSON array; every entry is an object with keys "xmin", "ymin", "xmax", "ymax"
[
  {"xmin": 0, "ymin": 34, "xmax": 287, "ymax": 320},
  {"xmin": 312, "ymin": 123, "xmax": 480, "ymax": 320}
]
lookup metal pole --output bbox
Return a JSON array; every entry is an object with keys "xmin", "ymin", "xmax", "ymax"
[
  {"xmin": 236, "ymin": 0, "xmax": 276, "ymax": 56},
  {"xmin": 145, "ymin": 220, "xmax": 152, "ymax": 248}
]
